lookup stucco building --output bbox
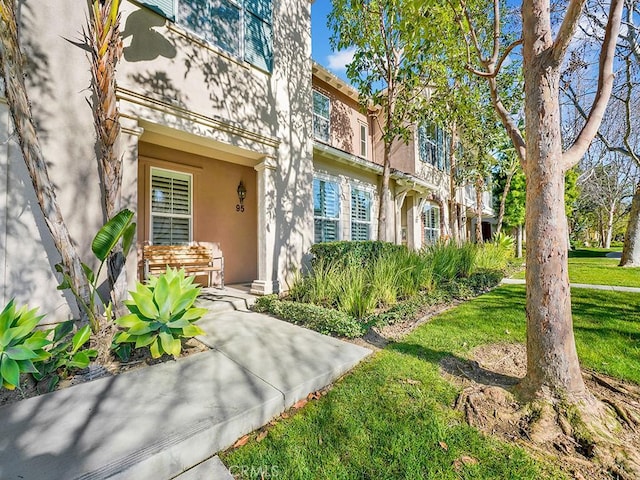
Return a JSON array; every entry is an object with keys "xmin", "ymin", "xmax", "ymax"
[
  {"xmin": 0, "ymin": 1, "xmax": 492, "ymax": 321},
  {"xmin": 1, "ymin": 0, "xmax": 312, "ymax": 318}
]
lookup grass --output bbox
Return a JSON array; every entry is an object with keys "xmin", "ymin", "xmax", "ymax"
[
  {"xmin": 512, "ymin": 248, "xmax": 640, "ymax": 288},
  {"xmin": 222, "ymin": 286, "xmax": 639, "ymax": 478}
]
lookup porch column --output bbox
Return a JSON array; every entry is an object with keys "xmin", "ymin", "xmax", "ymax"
[
  {"xmin": 119, "ymin": 115, "xmax": 144, "ymax": 289},
  {"xmin": 0, "ymin": 99, "xmax": 8, "ymax": 305},
  {"xmin": 251, "ymin": 159, "xmax": 279, "ymax": 295},
  {"xmin": 407, "ymin": 195, "xmax": 425, "ymax": 250},
  {"xmin": 394, "ymin": 190, "xmax": 408, "ymax": 245}
]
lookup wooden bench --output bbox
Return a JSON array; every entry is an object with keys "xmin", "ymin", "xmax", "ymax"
[{"xmin": 142, "ymin": 243, "xmax": 224, "ymax": 288}]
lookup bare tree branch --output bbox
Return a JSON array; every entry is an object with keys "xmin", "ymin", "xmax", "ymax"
[
  {"xmin": 552, "ymin": 0, "xmax": 588, "ymax": 62},
  {"xmin": 495, "ymin": 39, "xmax": 524, "ymax": 74},
  {"xmin": 562, "ymin": 0, "xmax": 625, "ymax": 168}
]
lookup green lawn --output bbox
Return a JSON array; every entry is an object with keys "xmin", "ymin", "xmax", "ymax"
[
  {"xmin": 512, "ymin": 248, "xmax": 640, "ymax": 287},
  {"xmin": 222, "ymin": 286, "xmax": 640, "ymax": 478}
]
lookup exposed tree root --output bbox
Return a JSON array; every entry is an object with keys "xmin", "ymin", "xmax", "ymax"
[{"xmin": 442, "ymin": 343, "xmax": 640, "ymax": 480}]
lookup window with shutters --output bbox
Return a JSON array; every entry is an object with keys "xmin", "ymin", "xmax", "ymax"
[
  {"xmin": 313, "ymin": 91, "xmax": 330, "ymax": 143},
  {"xmin": 141, "ymin": 0, "xmax": 272, "ymax": 71},
  {"xmin": 359, "ymin": 123, "xmax": 368, "ymax": 158},
  {"xmin": 313, "ymin": 177, "xmax": 340, "ymax": 243},
  {"xmin": 417, "ymin": 123, "xmax": 450, "ymax": 172},
  {"xmin": 350, "ymin": 187, "xmax": 372, "ymax": 241},
  {"xmin": 422, "ymin": 203, "xmax": 440, "ymax": 245},
  {"xmin": 150, "ymin": 168, "xmax": 193, "ymax": 245}
]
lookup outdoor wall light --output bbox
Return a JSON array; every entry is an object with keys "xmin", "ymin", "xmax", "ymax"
[{"xmin": 236, "ymin": 181, "xmax": 247, "ymax": 212}]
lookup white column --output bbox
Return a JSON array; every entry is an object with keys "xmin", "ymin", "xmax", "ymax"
[
  {"xmin": 394, "ymin": 190, "xmax": 408, "ymax": 245},
  {"xmin": 119, "ymin": 116, "xmax": 144, "ymax": 289},
  {"xmin": 251, "ymin": 159, "xmax": 279, "ymax": 295},
  {"xmin": 407, "ymin": 195, "xmax": 424, "ymax": 250},
  {"xmin": 0, "ymin": 99, "xmax": 9, "ymax": 305}
]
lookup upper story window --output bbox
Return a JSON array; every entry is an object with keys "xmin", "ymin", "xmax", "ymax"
[
  {"xmin": 150, "ymin": 167, "xmax": 193, "ymax": 245},
  {"xmin": 351, "ymin": 187, "xmax": 372, "ymax": 241},
  {"xmin": 359, "ymin": 123, "xmax": 368, "ymax": 158},
  {"xmin": 417, "ymin": 123, "xmax": 450, "ymax": 172},
  {"xmin": 313, "ymin": 91, "xmax": 331, "ymax": 143},
  {"xmin": 142, "ymin": 0, "xmax": 273, "ymax": 71},
  {"xmin": 313, "ymin": 177, "xmax": 340, "ymax": 243}
]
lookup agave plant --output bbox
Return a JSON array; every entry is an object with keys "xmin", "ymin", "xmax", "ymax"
[
  {"xmin": 113, "ymin": 267, "xmax": 207, "ymax": 359},
  {"xmin": 32, "ymin": 321, "xmax": 97, "ymax": 392},
  {"xmin": 0, "ymin": 300, "xmax": 50, "ymax": 390}
]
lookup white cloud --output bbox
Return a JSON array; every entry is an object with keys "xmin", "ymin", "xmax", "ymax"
[{"xmin": 327, "ymin": 47, "xmax": 356, "ymax": 72}]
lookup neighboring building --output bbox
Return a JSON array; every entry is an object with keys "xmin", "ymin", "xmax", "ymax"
[
  {"xmin": 0, "ymin": 0, "xmax": 312, "ymax": 319},
  {"xmin": 311, "ymin": 62, "xmax": 494, "ymax": 252}
]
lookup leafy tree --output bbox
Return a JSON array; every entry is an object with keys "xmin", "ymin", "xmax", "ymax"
[
  {"xmin": 329, "ymin": 0, "xmax": 443, "ymax": 241},
  {"xmin": 449, "ymin": 0, "xmax": 635, "ymax": 470}
]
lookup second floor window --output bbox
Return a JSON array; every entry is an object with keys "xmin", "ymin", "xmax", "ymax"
[
  {"xmin": 359, "ymin": 123, "xmax": 368, "ymax": 158},
  {"xmin": 418, "ymin": 123, "xmax": 450, "ymax": 172},
  {"xmin": 314, "ymin": 178, "xmax": 340, "ymax": 243},
  {"xmin": 142, "ymin": 0, "xmax": 273, "ymax": 71},
  {"xmin": 313, "ymin": 91, "xmax": 330, "ymax": 143}
]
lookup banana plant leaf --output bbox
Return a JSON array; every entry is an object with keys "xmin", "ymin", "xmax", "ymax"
[{"xmin": 91, "ymin": 209, "xmax": 135, "ymax": 262}]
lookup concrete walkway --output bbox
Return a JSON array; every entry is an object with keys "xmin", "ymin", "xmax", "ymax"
[
  {"xmin": 0, "ymin": 287, "xmax": 371, "ymax": 480},
  {"xmin": 501, "ymin": 277, "xmax": 640, "ymax": 293}
]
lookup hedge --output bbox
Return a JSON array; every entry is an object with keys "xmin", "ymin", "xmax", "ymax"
[
  {"xmin": 253, "ymin": 295, "xmax": 365, "ymax": 338},
  {"xmin": 310, "ymin": 241, "xmax": 406, "ymax": 267}
]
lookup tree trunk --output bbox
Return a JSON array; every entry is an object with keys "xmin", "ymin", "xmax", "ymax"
[
  {"xmin": 620, "ymin": 181, "xmax": 640, "ymax": 266},
  {"xmin": 0, "ymin": 1, "xmax": 91, "ymax": 321},
  {"xmin": 516, "ymin": 224, "xmax": 523, "ymax": 258},
  {"xmin": 474, "ymin": 177, "xmax": 484, "ymax": 243},
  {"xmin": 517, "ymin": 6, "xmax": 588, "ymax": 402},
  {"xmin": 448, "ymin": 122, "xmax": 459, "ymax": 243},
  {"xmin": 88, "ymin": 0, "xmax": 128, "ymax": 314},
  {"xmin": 604, "ymin": 199, "xmax": 616, "ymax": 249},
  {"xmin": 495, "ymin": 168, "xmax": 516, "ymax": 236},
  {"xmin": 377, "ymin": 142, "xmax": 392, "ymax": 242}
]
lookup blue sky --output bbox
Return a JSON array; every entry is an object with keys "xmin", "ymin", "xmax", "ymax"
[{"xmin": 311, "ymin": 0, "xmax": 353, "ymax": 82}]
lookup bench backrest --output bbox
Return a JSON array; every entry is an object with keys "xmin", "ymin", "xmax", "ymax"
[{"xmin": 143, "ymin": 245, "xmax": 213, "ymax": 270}]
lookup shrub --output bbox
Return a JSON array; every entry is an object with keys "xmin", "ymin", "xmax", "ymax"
[
  {"xmin": 474, "ymin": 243, "xmax": 510, "ymax": 271},
  {"xmin": 113, "ymin": 267, "xmax": 207, "ymax": 359},
  {"xmin": 254, "ymin": 296, "xmax": 364, "ymax": 338},
  {"xmin": 0, "ymin": 300, "xmax": 50, "ymax": 390},
  {"xmin": 289, "ymin": 256, "xmax": 343, "ymax": 307},
  {"xmin": 427, "ymin": 241, "xmax": 477, "ymax": 281},
  {"xmin": 337, "ymin": 265, "xmax": 378, "ymax": 318},
  {"xmin": 310, "ymin": 241, "xmax": 405, "ymax": 268},
  {"xmin": 32, "ymin": 322, "xmax": 97, "ymax": 392},
  {"xmin": 441, "ymin": 270, "xmax": 503, "ymax": 300},
  {"xmin": 492, "ymin": 232, "xmax": 515, "ymax": 253},
  {"xmin": 367, "ymin": 294, "xmax": 430, "ymax": 327},
  {"xmin": 465, "ymin": 270, "xmax": 503, "ymax": 293},
  {"xmin": 369, "ymin": 251, "xmax": 402, "ymax": 307}
]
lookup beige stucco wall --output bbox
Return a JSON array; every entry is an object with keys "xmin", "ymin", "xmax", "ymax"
[
  {"xmin": 312, "ymin": 77, "xmax": 372, "ymax": 162},
  {"xmin": 0, "ymin": 0, "xmax": 312, "ymax": 319}
]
